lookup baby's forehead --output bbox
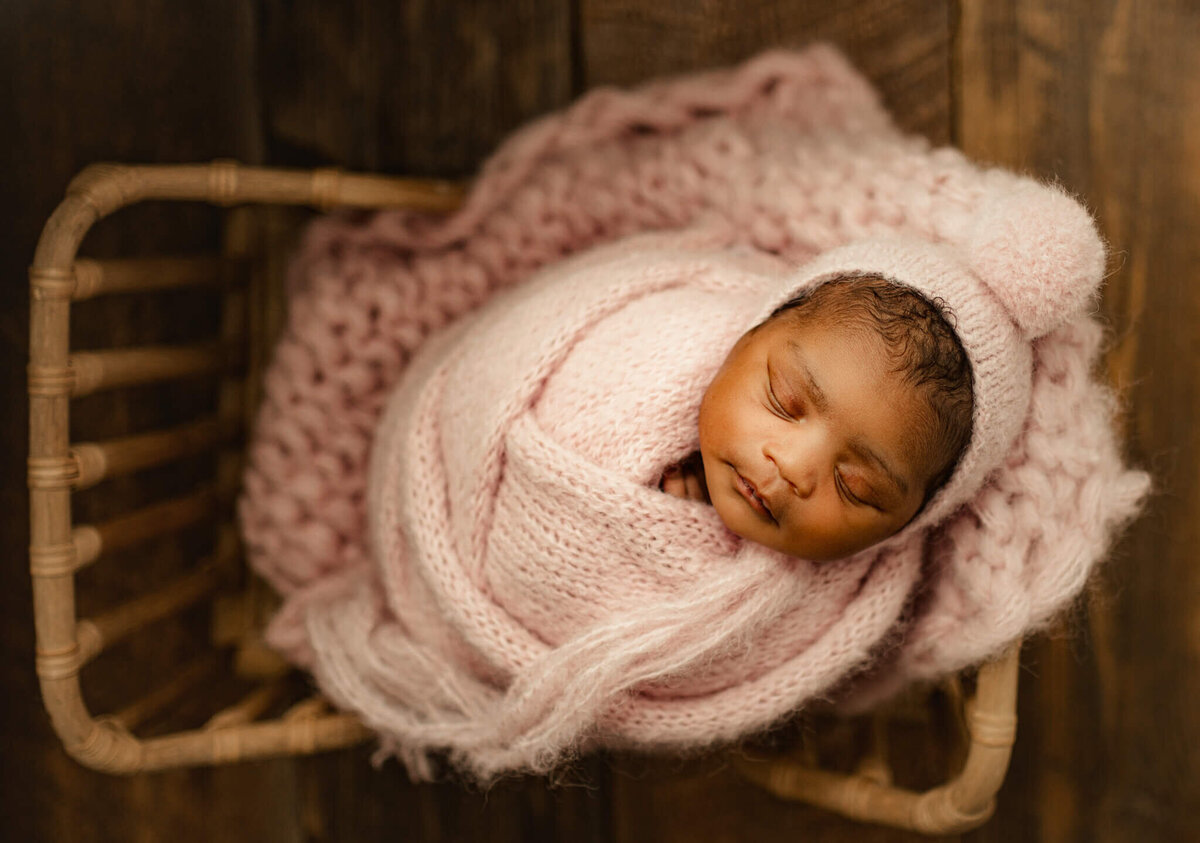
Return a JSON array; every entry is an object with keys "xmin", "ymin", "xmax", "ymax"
[
  {"xmin": 762, "ymin": 303, "xmax": 893, "ymax": 355},
  {"xmin": 757, "ymin": 309, "xmax": 913, "ymax": 394}
]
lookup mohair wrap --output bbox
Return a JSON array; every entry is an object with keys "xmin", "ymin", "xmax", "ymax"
[{"xmin": 240, "ymin": 45, "xmax": 1149, "ymax": 780}]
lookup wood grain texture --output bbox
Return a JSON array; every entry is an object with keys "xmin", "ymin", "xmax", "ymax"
[
  {"xmin": 958, "ymin": 1, "xmax": 1200, "ymax": 840},
  {"xmin": 580, "ymin": 0, "xmax": 954, "ymax": 142},
  {"xmin": 6, "ymin": 0, "xmax": 1199, "ymax": 839},
  {"xmin": 297, "ymin": 750, "xmax": 612, "ymax": 843},
  {"xmin": 256, "ymin": 0, "xmax": 575, "ymax": 175}
]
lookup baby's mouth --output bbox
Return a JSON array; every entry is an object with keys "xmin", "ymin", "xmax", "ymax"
[{"xmin": 735, "ymin": 470, "xmax": 776, "ymax": 522}]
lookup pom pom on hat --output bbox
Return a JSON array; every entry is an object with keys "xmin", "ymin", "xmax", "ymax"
[{"xmin": 966, "ymin": 179, "xmax": 1106, "ymax": 338}]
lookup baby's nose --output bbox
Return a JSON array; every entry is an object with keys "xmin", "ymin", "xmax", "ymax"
[
  {"xmin": 785, "ymin": 460, "xmax": 817, "ymax": 499},
  {"xmin": 765, "ymin": 442, "xmax": 818, "ymax": 498}
]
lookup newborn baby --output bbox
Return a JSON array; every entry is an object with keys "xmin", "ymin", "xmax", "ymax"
[
  {"xmin": 242, "ymin": 214, "xmax": 1143, "ymax": 783},
  {"xmin": 662, "ymin": 276, "xmax": 972, "ymax": 561}
]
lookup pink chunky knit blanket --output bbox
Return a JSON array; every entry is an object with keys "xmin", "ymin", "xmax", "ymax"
[{"xmin": 240, "ymin": 45, "xmax": 1148, "ymax": 780}]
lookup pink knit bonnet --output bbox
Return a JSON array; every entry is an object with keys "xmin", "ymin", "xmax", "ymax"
[{"xmin": 755, "ymin": 177, "xmax": 1107, "ymax": 537}]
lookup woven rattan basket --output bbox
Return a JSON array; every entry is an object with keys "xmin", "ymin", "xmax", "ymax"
[{"xmin": 29, "ymin": 162, "xmax": 1018, "ymax": 834}]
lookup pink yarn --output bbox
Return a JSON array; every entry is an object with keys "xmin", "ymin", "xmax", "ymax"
[{"xmin": 239, "ymin": 45, "xmax": 1148, "ymax": 780}]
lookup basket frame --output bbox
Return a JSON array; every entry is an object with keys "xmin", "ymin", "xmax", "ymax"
[{"xmin": 28, "ymin": 161, "xmax": 1018, "ymax": 834}]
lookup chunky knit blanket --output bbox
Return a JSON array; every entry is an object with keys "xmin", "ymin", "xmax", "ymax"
[{"xmin": 240, "ymin": 45, "xmax": 1149, "ymax": 780}]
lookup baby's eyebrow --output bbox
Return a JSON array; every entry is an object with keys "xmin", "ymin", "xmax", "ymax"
[
  {"xmin": 787, "ymin": 342, "xmax": 829, "ymax": 413},
  {"xmin": 801, "ymin": 363, "xmax": 829, "ymax": 414}
]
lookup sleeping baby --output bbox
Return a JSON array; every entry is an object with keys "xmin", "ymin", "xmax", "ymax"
[{"xmin": 239, "ymin": 46, "xmax": 1147, "ymax": 781}]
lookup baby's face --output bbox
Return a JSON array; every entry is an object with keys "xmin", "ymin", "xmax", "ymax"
[{"xmin": 698, "ymin": 311, "xmax": 937, "ymax": 561}]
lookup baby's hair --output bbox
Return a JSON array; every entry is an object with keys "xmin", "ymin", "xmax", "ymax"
[{"xmin": 771, "ymin": 276, "xmax": 974, "ymax": 504}]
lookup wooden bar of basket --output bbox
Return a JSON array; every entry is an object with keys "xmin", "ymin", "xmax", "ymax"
[
  {"xmin": 68, "ymin": 342, "xmax": 241, "ymax": 397},
  {"xmin": 75, "ymin": 558, "xmax": 233, "ymax": 667},
  {"xmin": 72, "ymin": 417, "xmax": 236, "ymax": 490},
  {"xmin": 70, "ymin": 486, "xmax": 224, "ymax": 571},
  {"xmin": 112, "ymin": 652, "xmax": 225, "ymax": 731},
  {"xmin": 71, "ymin": 255, "xmax": 247, "ymax": 300},
  {"xmin": 204, "ymin": 675, "xmax": 291, "ymax": 731}
]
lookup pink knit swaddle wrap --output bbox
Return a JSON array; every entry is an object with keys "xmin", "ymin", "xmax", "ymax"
[{"xmin": 240, "ymin": 45, "xmax": 1148, "ymax": 779}]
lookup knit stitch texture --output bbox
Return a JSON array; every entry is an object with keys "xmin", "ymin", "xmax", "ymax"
[{"xmin": 239, "ymin": 45, "xmax": 1149, "ymax": 780}]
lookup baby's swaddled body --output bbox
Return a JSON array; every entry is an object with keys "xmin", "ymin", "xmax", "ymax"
[
  {"xmin": 323, "ymin": 232, "xmax": 923, "ymax": 776},
  {"xmin": 240, "ymin": 46, "xmax": 1148, "ymax": 780}
]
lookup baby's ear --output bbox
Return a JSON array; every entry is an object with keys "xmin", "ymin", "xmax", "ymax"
[{"xmin": 966, "ymin": 178, "xmax": 1106, "ymax": 339}]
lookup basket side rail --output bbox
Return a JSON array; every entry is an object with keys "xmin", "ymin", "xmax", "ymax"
[
  {"xmin": 71, "ymin": 254, "xmax": 248, "ymax": 300},
  {"xmin": 29, "ymin": 161, "xmax": 463, "ymax": 772},
  {"xmin": 32, "ymin": 162, "xmax": 465, "ymax": 274},
  {"xmin": 58, "ymin": 707, "xmax": 372, "ymax": 774},
  {"xmin": 735, "ymin": 641, "xmax": 1021, "ymax": 835}
]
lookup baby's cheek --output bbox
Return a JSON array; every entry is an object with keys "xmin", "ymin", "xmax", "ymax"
[
  {"xmin": 696, "ymin": 393, "xmax": 717, "ymax": 448},
  {"xmin": 706, "ymin": 484, "xmax": 743, "ymax": 535},
  {"xmin": 696, "ymin": 366, "xmax": 743, "ymax": 447}
]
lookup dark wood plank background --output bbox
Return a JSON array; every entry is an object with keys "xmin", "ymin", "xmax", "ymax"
[{"xmin": 3, "ymin": 1, "xmax": 1195, "ymax": 840}]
